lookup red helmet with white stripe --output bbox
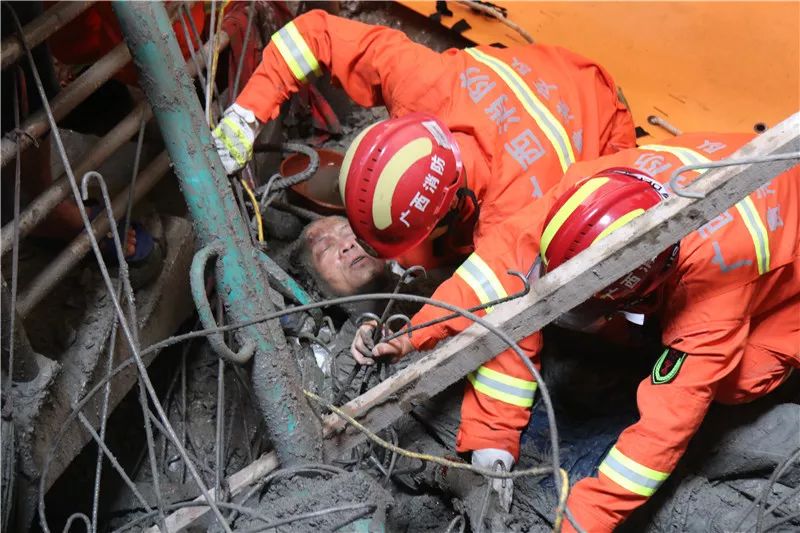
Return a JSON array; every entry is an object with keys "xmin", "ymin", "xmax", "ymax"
[
  {"xmin": 541, "ymin": 167, "xmax": 679, "ymax": 323},
  {"xmin": 338, "ymin": 112, "xmax": 463, "ymax": 258}
]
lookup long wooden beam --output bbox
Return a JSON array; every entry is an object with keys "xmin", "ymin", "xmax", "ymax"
[{"xmin": 322, "ymin": 113, "xmax": 800, "ymax": 455}]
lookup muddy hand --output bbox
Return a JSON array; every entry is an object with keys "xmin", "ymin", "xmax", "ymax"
[
  {"xmin": 351, "ymin": 321, "xmax": 378, "ymax": 365},
  {"xmin": 351, "ymin": 321, "xmax": 413, "ymax": 365}
]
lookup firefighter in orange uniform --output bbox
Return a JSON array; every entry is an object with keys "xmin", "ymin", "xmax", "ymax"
[
  {"xmin": 212, "ymin": 10, "xmax": 635, "ymax": 269},
  {"xmin": 352, "ymin": 132, "xmax": 799, "ymax": 529}
]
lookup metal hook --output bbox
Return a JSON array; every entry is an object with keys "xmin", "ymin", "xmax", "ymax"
[
  {"xmin": 80, "ymin": 171, "xmax": 136, "ymax": 308},
  {"xmin": 399, "ymin": 265, "xmax": 427, "ymax": 285},
  {"xmin": 383, "ymin": 314, "xmax": 412, "ymax": 338},
  {"xmin": 506, "ymin": 269, "xmax": 531, "ymax": 295},
  {"xmin": 668, "ymin": 152, "xmax": 800, "ymax": 199},
  {"xmin": 355, "ymin": 312, "xmax": 381, "ymax": 329}
]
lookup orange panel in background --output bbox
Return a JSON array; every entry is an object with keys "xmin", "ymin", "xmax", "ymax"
[{"xmin": 397, "ymin": 1, "xmax": 800, "ymax": 142}]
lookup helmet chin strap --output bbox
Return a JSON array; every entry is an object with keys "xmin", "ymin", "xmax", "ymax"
[{"xmin": 437, "ymin": 187, "xmax": 480, "ymax": 228}]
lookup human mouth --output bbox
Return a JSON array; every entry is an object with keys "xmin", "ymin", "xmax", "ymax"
[{"xmin": 351, "ymin": 255, "xmax": 366, "ymax": 267}]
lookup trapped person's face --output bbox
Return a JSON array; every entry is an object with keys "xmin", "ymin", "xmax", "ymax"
[{"xmin": 307, "ymin": 217, "xmax": 386, "ymax": 296}]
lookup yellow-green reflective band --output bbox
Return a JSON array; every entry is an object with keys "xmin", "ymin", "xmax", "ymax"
[
  {"xmin": 593, "ymin": 208, "xmax": 645, "ymax": 243},
  {"xmin": 284, "ymin": 22, "xmax": 322, "ymax": 77},
  {"xmin": 455, "ymin": 253, "xmax": 509, "ymax": 313},
  {"xmin": 271, "ymin": 31, "xmax": 304, "ymax": 82},
  {"xmin": 271, "ymin": 22, "xmax": 320, "ymax": 83},
  {"xmin": 640, "ymin": 144, "xmax": 770, "ymax": 274},
  {"xmin": 540, "ymin": 177, "xmax": 609, "ymax": 262},
  {"xmin": 465, "ymin": 48, "xmax": 575, "ymax": 172},
  {"xmin": 735, "ymin": 196, "xmax": 771, "ymax": 274},
  {"xmin": 639, "ymin": 144, "xmax": 712, "ymax": 168},
  {"xmin": 215, "ymin": 118, "xmax": 248, "ymax": 165},
  {"xmin": 223, "ymin": 117, "xmax": 251, "ymax": 153},
  {"xmin": 599, "ymin": 446, "xmax": 669, "ymax": 497},
  {"xmin": 468, "ymin": 366, "xmax": 537, "ymax": 408}
]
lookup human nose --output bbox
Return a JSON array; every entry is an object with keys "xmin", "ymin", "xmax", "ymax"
[{"xmin": 339, "ymin": 235, "xmax": 357, "ymax": 257}]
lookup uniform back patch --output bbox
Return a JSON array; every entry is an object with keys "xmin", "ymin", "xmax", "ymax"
[{"xmin": 652, "ymin": 348, "xmax": 687, "ymax": 385}]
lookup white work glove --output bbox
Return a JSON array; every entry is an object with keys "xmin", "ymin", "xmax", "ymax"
[
  {"xmin": 211, "ymin": 103, "xmax": 262, "ymax": 175},
  {"xmin": 472, "ymin": 448, "xmax": 515, "ymax": 513}
]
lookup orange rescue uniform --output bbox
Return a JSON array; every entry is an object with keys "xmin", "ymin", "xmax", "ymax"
[
  {"xmin": 236, "ymin": 10, "xmax": 635, "ymax": 269},
  {"xmin": 47, "ymin": 1, "xmax": 205, "ymax": 86},
  {"xmin": 407, "ymin": 132, "xmax": 800, "ymax": 529}
]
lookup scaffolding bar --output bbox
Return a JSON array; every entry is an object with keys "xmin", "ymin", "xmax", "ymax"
[
  {"xmin": 112, "ymin": 1, "xmax": 322, "ymax": 464},
  {"xmin": 0, "ymin": 33, "xmax": 230, "ymax": 256},
  {"xmin": 0, "ymin": 42, "xmax": 130, "ymax": 167},
  {"xmin": 0, "ymin": 1, "xmax": 95, "ymax": 70}
]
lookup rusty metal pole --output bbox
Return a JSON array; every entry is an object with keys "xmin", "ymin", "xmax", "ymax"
[{"xmin": 111, "ymin": 1, "xmax": 322, "ymax": 464}]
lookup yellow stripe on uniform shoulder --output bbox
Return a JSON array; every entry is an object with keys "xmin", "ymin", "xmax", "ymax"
[
  {"xmin": 465, "ymin": 48, "xmax": 575, "ymax": 172},
  {"xmin": 272, "ymin": 21, "xmax": 321, "ymax": 83},
  {"xmin": 639, "ymin": 144, "xmax": 711, "ymax": 167},
  {"xmin": 284, "ymin": 21, "xmax": 322, "ymax": 77},
  {"xmin": 734, "ymin": 196, "xmax": 771, "ymax": 274},
  {"xmin": 477, "ymin": 366, "xmax": 536, "ymax": 391}
]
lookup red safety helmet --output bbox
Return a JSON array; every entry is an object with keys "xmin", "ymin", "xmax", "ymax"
[
  {"xmin": 338, "ymin": 112, "xmax": 463, "ymax": 258},
  {"xmin": 541, "ymin": 167, "xmax": 679, "ymax": 327}
]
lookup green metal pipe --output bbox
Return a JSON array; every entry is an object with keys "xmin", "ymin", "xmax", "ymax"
[{"xmin": 111, "ymin": 1, "xmax": 322, "ymax": 464}]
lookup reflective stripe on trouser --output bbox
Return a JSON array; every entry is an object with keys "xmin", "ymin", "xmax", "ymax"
[
  {"xmin": 468, "ymin": 365, "xmax": 536, "ymax": 407},
  {"xmin": 213, "ymin": 117, "xmax": 251, "ymax": 165},
  {"xmin": 271, "ymin": 21, "xmax": 322, "ymax": 83},
  {"xmin": 642, "ymin": 145, "xmax": 772, "ymax": 275},
  {"xmin": 465, "ymin": 48, "xmax": 575, "ymax": 172},
  {"xmin": 455, "ymin": 253, "xmax": 508, "ymax": 313},
  {"xmin": 598, "ymin": 446, "xmax": 669, "ymax": 497}
]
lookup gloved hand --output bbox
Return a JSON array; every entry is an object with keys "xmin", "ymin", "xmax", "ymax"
[
  {"xmin": 350, "ymin": 320, "xmax": 413, "ymax": 365},
  {"xmin": 472, "ymin": 448, "xmax": 515, "ymax": 513},
  {"xmin": 211, "ymin": 103, "xmax": 262, "ymax": 174}
]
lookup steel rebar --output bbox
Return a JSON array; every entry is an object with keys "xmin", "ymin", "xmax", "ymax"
[
  {"xmin": 0, "ymin": 42, "xmax": 131, "ymax": 167},
  {"xmin": 4, "ymin": 5, "xmax": 228, "ymax": 526}
]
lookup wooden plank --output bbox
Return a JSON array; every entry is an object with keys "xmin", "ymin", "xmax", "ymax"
[
  {"xmin": 322, "ymin": 113, "xmax": 800, "ymax": 456},
  {"xmin": 144, "ymin": 452, "xmax": 279, "ymax": 533}
]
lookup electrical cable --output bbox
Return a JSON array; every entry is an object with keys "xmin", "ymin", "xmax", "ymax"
[
  {"xmin": 304, "ymin": 390, "xmax": 550, "ymax": 481},
  {"xmin": 456, "ymin": 0, "xmax": 534, "ymax": 44},
  {"xmin": 761, "ymin": 509, "xmax": 800, "ymax": 532},
  {"xmin": 240, "ymin": 177, "xmax": 264, "ymax": 242}
]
